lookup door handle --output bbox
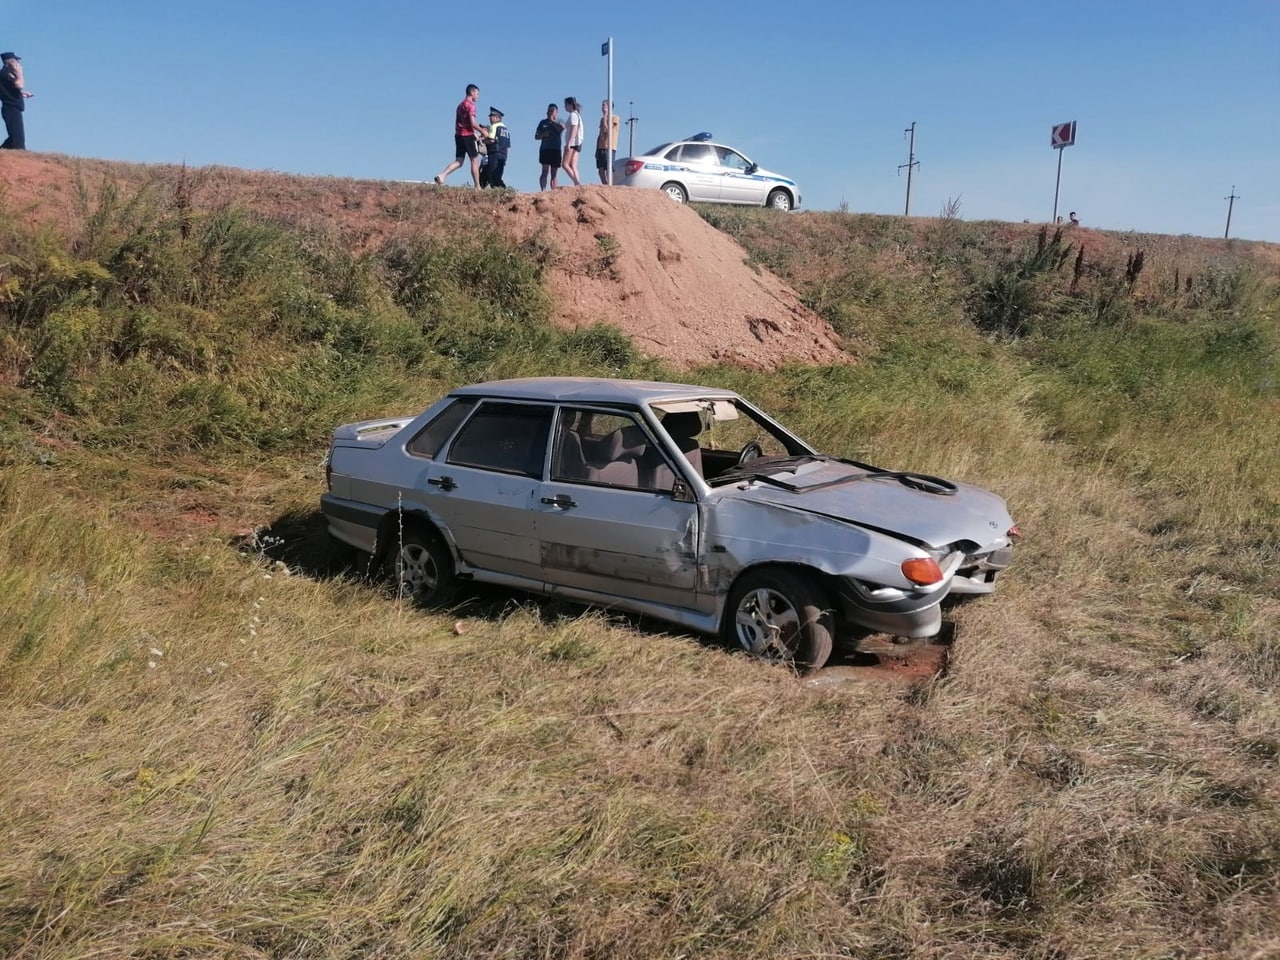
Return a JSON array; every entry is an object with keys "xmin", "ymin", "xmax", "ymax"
[
  {"xmin": 427, "ymin": 475, "xmax": 457, "ymax": 491},
  {"xmin": 540, "ymin": 494, "xmax": 576, "ymax": 508}
]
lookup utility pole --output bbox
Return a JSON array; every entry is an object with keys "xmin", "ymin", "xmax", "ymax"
[
  {"xmin": 626, "ymin": 102, "xmax": 638, "ymax": 158},
  {"xmin": 1224, "ymin": 186, "xmax": 1238, "ymax": 239},
  {"xmin": 898, "ymin": 122, "xmax": 919, "ymax": 216}
]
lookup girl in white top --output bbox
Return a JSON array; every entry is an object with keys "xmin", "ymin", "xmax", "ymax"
[{"xmin": 561, "ymin": 96, "xmax": 583, "ymax": 186}]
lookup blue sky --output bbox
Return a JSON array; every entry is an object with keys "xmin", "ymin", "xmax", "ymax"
[{"xmin": 4, "ymin": 0, "xmax": 1278, "ymax": 241}]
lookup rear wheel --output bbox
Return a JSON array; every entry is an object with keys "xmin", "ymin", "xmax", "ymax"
[
  {"xmin": 724, "ymin": 568, "xmax": 833, "ymax": 673},
  {"xmin": 662, "ymin": 181, "xmax": 688, "ymax": 204},
  {"xmin": 767, "ymin": 189, "xmax": 793, "ymax": 212},
  {"xmin": 385, "ymin": 525, "xmax": 456, "ymax": 607}
]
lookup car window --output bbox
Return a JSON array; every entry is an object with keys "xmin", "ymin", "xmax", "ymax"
[
  {"xmin": 552, "ymin": 407, "xmax": 676, "ymax": 492},
  {"xmin": 676, "ymin": 143, "xmax": 714, "ymax": 165},
  {"xmin": 405, "ymin": 398, "xmax": 476, "ymax": 458},
  {"xmin": 446, "ymin": 402, "xmax": 552, "ymax": 477},
  {"xmin": 715, "ymin": 147, "xmax": 751, "ymax": 172}
]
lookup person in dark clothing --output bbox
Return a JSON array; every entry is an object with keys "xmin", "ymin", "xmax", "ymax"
[
  {"xmin": 0, "ymin": 52, "xmax": 33, "ymax": 150},
  {"xmin": 479, "ymin": 107, "xmax": 510, "ymax": 188},
  {"xmin": 535, "ymin": 103, "xmax": 564, "ymax": 190}
]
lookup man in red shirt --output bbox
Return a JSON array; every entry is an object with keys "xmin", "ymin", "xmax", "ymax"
[{"xmin": 434, "ymin": 84, "xmax": 484, "ymax": 187}]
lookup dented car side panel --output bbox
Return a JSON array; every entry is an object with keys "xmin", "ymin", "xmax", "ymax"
[{"xmin": 535, "ymin": 478, "xmax": 703, "ymax": 609}]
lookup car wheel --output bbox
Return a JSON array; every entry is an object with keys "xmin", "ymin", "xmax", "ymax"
[
  {"xmin": 725, "ymin": 568, "xmax": 834, "ymax": 673},
  {"xmin": 661, "ymin": 182, "xmax": 688, "ymax": 204},
  {"xmin": 385, "ymin": 525, "xmax": 456, "ymax": 607},
  {"xmin": 767, "ymin": 189, "xmax": 793, "ymax": 212}
]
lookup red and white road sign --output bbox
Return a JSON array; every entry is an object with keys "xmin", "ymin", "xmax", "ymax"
[{"xmin": 1051, "ymin": 121, "xmax": 1077, "ymax": 148}]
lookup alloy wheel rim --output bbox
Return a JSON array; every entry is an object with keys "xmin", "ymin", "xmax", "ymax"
[
  {"xmin": 734, "ymin": 587, "xmax": 800, "ymax": 661},
  {"xmin": 398, "ymin": 544, "xmax": 438, "ymax": 598}
]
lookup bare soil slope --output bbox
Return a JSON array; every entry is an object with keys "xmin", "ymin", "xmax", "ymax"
[{"xmin": 0, "ymin": 152, "xmax": 848, "ymax": 371}]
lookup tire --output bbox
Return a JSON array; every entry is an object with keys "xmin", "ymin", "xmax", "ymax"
[
  {"xmin": 767, "ymin": 189, "xmax": 792, "ymax": 212},
  {"xmin": 724, "ymin": 568, "xmax": 834, "ymax": 673},
  {"xmin": 384, "ymin": 525, "xmax": 456, "ymax": 607},
  {"xmin": 661, "ymin": 182, "xmax": 688, "ymax": 204}
]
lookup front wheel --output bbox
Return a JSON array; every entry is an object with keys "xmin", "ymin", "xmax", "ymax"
[
  {"xmin": 767, "ymin": 189, "xmax": 793, "ymax": 212},
  {"xmin": 724, "ymin": 568, "xmax": 833, "ymax": 673},
  {"xmin": 385, "ymin": 526, "xmax": 456, "ymax": 607},
  {"xmin": 661, "ymin": 181, "xmax": 688, "ymax": 204}
]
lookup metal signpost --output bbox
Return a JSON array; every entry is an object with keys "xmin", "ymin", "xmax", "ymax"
[
  {"xmin": 602, "ymin": 38, "xmax": 614, "ymax": 185},
  {"xmin": 1050, "ymin": 120, "xmax": 1077, "ymax": 222}
]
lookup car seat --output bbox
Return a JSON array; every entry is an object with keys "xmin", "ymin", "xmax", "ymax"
[{"xmin": 661, "ymin": 411, "xmax": 704, "ymax": 477}]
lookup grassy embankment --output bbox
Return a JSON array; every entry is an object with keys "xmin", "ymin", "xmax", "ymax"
[{"xmin": 2, "ymin": 167, "xmax": 1278, "ymax": 959}]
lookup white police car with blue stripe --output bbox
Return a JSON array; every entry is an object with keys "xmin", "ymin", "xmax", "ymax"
[{"xmin": 612, "ymin": 133, "xmax": 801, "ymax": 211}]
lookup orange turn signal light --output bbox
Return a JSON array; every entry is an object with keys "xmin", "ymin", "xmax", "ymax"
[
  {"xmin": 901, "ymin": 557, "xmax": 944, "ymax": 586},
  {"xmin": 1008, "ymin": 524, "xmax": 1022, "ymax": 541}
]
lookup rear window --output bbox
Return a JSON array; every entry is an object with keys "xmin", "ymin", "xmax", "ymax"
[
  {"xmin": 675, "ymin": 143, "xmax": 714, "ymax": 163},
  {"xmin": 406, "ymin": 398, "xmax": 475, "ymax": 459},
  {"xmin": 446, "ymin": 402, "xmax": 553, "ymax": 477}
]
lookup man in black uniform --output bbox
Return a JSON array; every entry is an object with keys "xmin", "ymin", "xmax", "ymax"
[
  {"xmin": 1, "ymin": 51, "xmax": 33, "ymax": 150},
  {"xmin": 480, "ymin": 107, "xmax": 510, "ymax": 188}
]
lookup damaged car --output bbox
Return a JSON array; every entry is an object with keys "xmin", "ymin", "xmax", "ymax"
[{"xmin": 321, "ymin": 377, "xmax": 1018, "ymax": 673}]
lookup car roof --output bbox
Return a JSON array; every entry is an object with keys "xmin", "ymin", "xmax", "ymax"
[
  {"xmin": 450, "ymin": 377, "xmax": 740, "ymax": 406},
  {"xmin": 640, "ymin": 139, "xmax": 743, "ymax": 156}
]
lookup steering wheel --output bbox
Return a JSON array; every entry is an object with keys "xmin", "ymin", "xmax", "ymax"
[{"xmin": 736, "ymin": 440, "xmax": 765, "ymax": 467}]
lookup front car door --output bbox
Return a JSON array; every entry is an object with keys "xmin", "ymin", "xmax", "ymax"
[
  {"xmin": 422, "ymin": 400, "xmax": 553, "ymax": 583},
  {"xmin": 714, "ymin": 146, "xmax": 763, "ymax": 205},
  {"xmin": 536, "ymin": 406, "xmax": 702, "ymax": 611}
]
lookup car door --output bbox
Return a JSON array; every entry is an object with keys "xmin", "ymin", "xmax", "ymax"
[
  {"xmin": 421, "ymin": 400, "xmax": 552, "ymax": 583},
  {"xmin": 535, "ymin": 407, "xmax": 701, "ymax": 610},
  {"xmin": 714, "ymin": 146, "xmax": 762, "ymax": 205},
  {"xmin": 672, "ymin": 142, "xmax": 721, "ymax": 202}
]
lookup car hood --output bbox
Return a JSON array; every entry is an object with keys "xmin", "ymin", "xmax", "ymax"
[
  {"xmin": 749, "ymin": 165, "xmax": 797, "ymax": 187},
  {"xmin": 716, "ymin": 458, "xmax": 1013, "ymax": 549}
]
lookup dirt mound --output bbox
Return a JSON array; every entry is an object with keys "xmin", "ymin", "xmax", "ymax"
[
  {"xmin": 494, "ymin": 188, "xmax": 846, "ymax": 368},
  {"xmin": 0, "ymin": 152, "xmax": 850, "ymax": 371}
]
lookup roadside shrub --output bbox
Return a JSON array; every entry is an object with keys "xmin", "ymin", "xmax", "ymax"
[{"xmin": 969, "ymin": 228, "xmax": 1073, "ymax": 339}]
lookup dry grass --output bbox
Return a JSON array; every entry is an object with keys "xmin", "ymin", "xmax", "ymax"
[{"xmin": 4, "ymin": 388, "xmax": 1278, "ymax": 959}]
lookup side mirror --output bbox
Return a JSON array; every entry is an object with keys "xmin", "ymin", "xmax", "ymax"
[
  {"xmin": 746, "ymin": 162, "xmax": 758, "ymax": 175},
  {"xmin": 670, "ymin": 478, "xmax": 696, "ymax": 503}
]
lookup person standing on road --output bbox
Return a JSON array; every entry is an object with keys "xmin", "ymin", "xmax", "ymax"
[
  {"xmin": 434, "ymin": 84, "xmax": 484, "ymax": 187},
  {"xmin": 595, "ymin": 99, "xmax": 620, "ymax": 184},
  {"xmin": 479, "ymin": 107, "xmax": 510, "ymax": 188},
  {"xmin": 0, "ymin": 52, "xmax": 33, "ymax": 150},
  {"xmin": 535, "ymin": 103, "xmax": 564, "ymax": 190},
  {"xmin": 561, "ymin": 96, "xmax": 584, "ymax": 186}
]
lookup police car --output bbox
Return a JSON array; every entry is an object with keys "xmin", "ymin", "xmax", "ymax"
[{"xmin": 612, "ymin": 133, "xmax": 801, "ymax": 211}]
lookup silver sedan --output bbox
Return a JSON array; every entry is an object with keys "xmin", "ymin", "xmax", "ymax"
[
  {"xmin": 612, "ymin": 134, "xmax": 801, "ymax": 211},
  {"xmin": 321, "ymin": 378, "xmax": 1017, "ymax": 673}
]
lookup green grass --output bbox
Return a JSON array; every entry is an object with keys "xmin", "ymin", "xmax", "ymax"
[{"xmin": 1, "ymin": 172, "xmax": 1279, "ymax": 959}]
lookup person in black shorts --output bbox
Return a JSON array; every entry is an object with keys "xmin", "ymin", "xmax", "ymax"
[
  {"xmin": 434, "ymin": 83, "xmax": 484, "ymax": 187},
  {"xmin": 534, "ymin": 103, "xmax": 564, "ymax": 190},
  {"xmin": 595, "ymin": 99, "xmax": 619, "ymax": 184}
]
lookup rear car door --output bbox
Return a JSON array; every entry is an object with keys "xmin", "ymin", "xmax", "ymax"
[
  {"xmin": 536, "ymin": 407, "xmax": 701, "ymax": 610},
  {"xmin": 672, "ymin": 142, "xmax": 721, "ymax": 201},
  {"xmin": 422, "ymin": 400, "xmax": 552, "ymax": 583}
]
